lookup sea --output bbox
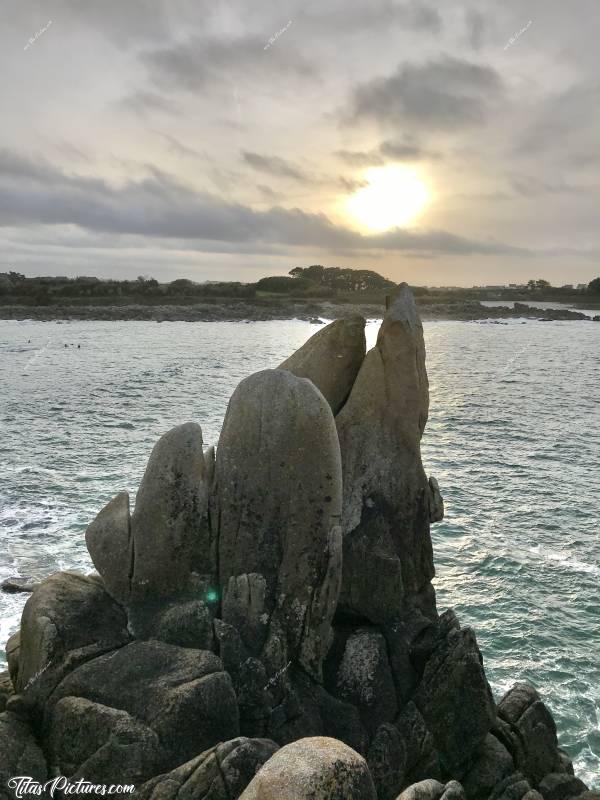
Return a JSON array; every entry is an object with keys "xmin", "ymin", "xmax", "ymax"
[{"xmin": 0, "ymin": 315, "xmax": 598, "ymax": 785}]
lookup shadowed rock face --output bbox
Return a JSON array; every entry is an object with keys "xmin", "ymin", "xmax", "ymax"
[
  {"xmin": 131, "ymin": 422, "xmax": 209, "ymax": 601},
  {"xmin": 15, "ymin": 572, "xmax": 129, "ymax": 698},
  {"xmin": 86, "ymin": 423, "xmax": 211, "ymax": 605},
  {"xmin": 0, "ymin": 711, "xmax": 48, "ymax": 790},
  {"xmin": 135, "ymin": 737, "xmax": 279, "ymax": 800},
  {"xmin": 278, "ymin": 315, "xmax": 366, "ymax": 414},
  {"xmin": 336, "ymin": 283, "xmax": 434, "ymax": 623},
  {"xmin": 85, "ymin": 492, "xmax": 131, "ymax": 604},
  {"xmin": 213, "ymin": 369, "xmax": 343, "ymax": 681},
  {"xmin": 46, "ymin": 640, "xmax": 240, "ymax": 771}
]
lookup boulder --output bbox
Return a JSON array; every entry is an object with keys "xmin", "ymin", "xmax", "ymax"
[
  {"xmin": 396, "ymin": 779, "xmax": 446, "ymax": 800},
  {"xmin": 127, "ymin": 596, "xmax": 215, "ymax": 649},
  {"xmin": 0, "ymin": 670, "xmax": 13, "ymax": 712},
  {"xmin": 1, "ymin": 576, "xmax": 41, "ymax": 594},
  {"xmin": 336, "ymin": 284, "xmax": 435, "ymax": 623},
  {"xmin": 6, "ymin": 631, "xmax": 20, "ymax": 685},
  {"xmin": 461, "ymin": 734, "xmax": 515, "ymax": 799},
  {"xmin": 335, "ymin": 629, "xmax": 397, "ymax": 736},
  {"xmin": 130, "ymin": 422, "xmax": 211, "ymax": 601},
  {"xmin": 498, "ymin": 683, "xmax": 563, "ymax": 785},
  {"xmin": 47, "ymin": 696, "xmax": 162, "ymax": 785},
  {"xmin": 239, "ymin": 736, "xmax": 377, "ymax": 799},
  {"xmin": 47, "ymin": 640, "xmax": 239, "ymax": 771},
  {"xmin": 214, "ymin": 369, "xmax": 343, "ymax": 681},
  {"xmin": 367, "ymin": 723, "xmax": 407, "ymax": 800},
  {"xmin": 0, "ymin": 711, "xmax": 47, "ymax": 793},
  {"xmin": 538, "ymin": 774, "xmax": 588, "ymax": 800},
  {"xmin": 15, "ymin": 572, "xmax": 129, "ymax": 701},
  {"xmin": 395, "ymin": 701, "xmax": 439, "ymax": 784},
  {"xmin": 278, "ymin": 315, "xmax": 366, "ymax": 413},
  {"xmin": 136, "ymin": 737, "xmax": 279, "ymax": 800},
  {"xmin": 415, "ymin": 625, "xmax": 496, "ymax": 771},
  {"xmin": 441, "ymin": 782, "xmax": 467, "ymax": 800},
  {"xmin": 85, "ymin": 491, "xmax": 132, "ymax": 604},
  {"xmin": 490, "ymin": 773, "xmax": 539, "ymax": 800}
]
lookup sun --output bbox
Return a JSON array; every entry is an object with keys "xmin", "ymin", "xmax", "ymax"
[{"xmin": 346, "ymin": 165, "xmax": 430, "ymax": 232}]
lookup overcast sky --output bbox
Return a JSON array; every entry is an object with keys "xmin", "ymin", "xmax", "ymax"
[{"xmin": 2, "ymin": 0, "xmax": 599, "ymax": 286}]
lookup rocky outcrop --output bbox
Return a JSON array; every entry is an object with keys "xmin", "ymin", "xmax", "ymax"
[
  {"xmin": 86, "ymin": 423, "xmax": 210, "ymax": 607},
  {"xmin": 1, "ymin": 576, "xmax": 40, "ymax": 594},
  {"xmin": 336, "ymin": 283, "xmax": 435, "ymax": 624},
  {"xmin": 14, "ymin": 572, "xmax": 129, "ymax": 708},
  {"xmin": 213, "ymin": 368, "xmax": 343, "ymax": 682},
  {"xmin": 239, "ymin": 737, "xmax": 377, "ymax": 799},
  {"xmin": 2, "ymin": 289, "xmax": 591, "ymax": 799},
  {"xmin": 497, "ymin": 683, "xmax": 567, "ymax": 786},
  {"xmin": 414, "ymin": 623, "xmax": 496, "ymax": 771},
  {"xmin": 46, "ymin": 640, "xmax": 239, "ymax": 775},
  {"xmin": 136, "ymin": 737, "xmax": 279, "ymax": 800},
  {"xmin": 0, "ymin": 670, "xmax": 13, "ymax": 712},
  {"xmin": 0, "ymin": 711, "xmax": 47, "ymax": 793},
  {"xmin": 396, "ymin": 780, "xmax": 466, "ymax": 800},
  {"xmin": 278, "ymin": 315, "xmax": 366, "ymax": 413},
  {"xmin": 85, "ymin": 491, "xmax": 131, "ymax": 604}
]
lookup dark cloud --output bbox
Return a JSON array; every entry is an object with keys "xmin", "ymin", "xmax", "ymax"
[
  {"xmin": 510, "ymin": 175, "xmax": 594, "ymax": 197},
  {"xmin": 379, "ymin": 139, "xmax": 441, "ymax": 161},
  {"xmin": 0, "ymin": 149, "xmax": 526, "ymax": 257},
  {"xmin": 141, "ymin": 34, "xmax": 314, "ymax": 94},
  {"xmin": 515, "ymin": 81, "xmax": 600, "ymax": 159},
  {"xmin": 303, "ymin": 1, "xmax": 442, "ymax": 35},
  {"xmin": 466, "ymin": 10, "xmax": 486, "ymax": 51},
  {"xmin": 242, "ymin": 152, "xmax": 309, "ymax": 182},
  {"xmin": 350, "ymin": 56, "xmax": 503, "ymax": 129},
  {"xmin": 336, "ymin": 150, "xmax": 383, "ymax": 168},
  {"xmin": 336, "ymin": 138, "xmax": 439, "ymax": 167},
  {"xmin": 122, "ymin": 91, "xmax": 181, "ymax": 117}
]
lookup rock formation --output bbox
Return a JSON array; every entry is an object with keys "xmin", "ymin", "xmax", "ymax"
[{"xmin": 1, "ymin": 285, "xmax": 594, "ymax": 800}]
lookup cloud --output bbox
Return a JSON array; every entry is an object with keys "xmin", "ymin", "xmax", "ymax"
[
  {"xmin": 336, "ymin": 138, "xmax": 440, "ymax": 167},
  {"xmin": 465, "ymin": 10, "xmax": 486, "ymax": 51},
  {"xmin": 515, "ymin": 80, "xmax": 600, "ymax": 161},
  {"xmin": 510, "ymin": 175, "xmax": 595, "ymax": 197},
  {"xmin": 349, "ymin": 56, "xmax": 503, "ymax": 129},
  {"xmin": 242, "ymin": 152, "xmax": 309, "ymax": 182},
  {"xmin": 141, "ymin": 34, "xmax": 314, "ymax": 94},
  {"xmin": 152, "ymin": 131, "xmax": 203, "ymax": 159},
  {"xmin": 121, "ymin": 91, "xmax": 181, "ymax": 117},
  {"xmin": 303, "ymin": 1, "xmax": 442, "ymax": 36},
  {"xmin": 0, "ymin": 149, "xmax": 526, "ymax": 257},
  {"xmin": 336, "ymin": 149, "xmax": 383, "ymax": 168}
]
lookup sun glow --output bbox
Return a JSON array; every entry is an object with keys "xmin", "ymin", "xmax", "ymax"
[{"xmin": 346, "ymin": 165, "xmax": 430, "ymax": 232}]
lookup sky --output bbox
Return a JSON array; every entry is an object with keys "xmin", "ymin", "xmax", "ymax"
[{"xmin": 1, "ymin": 0, "xmax": 599, "ymax": 287}]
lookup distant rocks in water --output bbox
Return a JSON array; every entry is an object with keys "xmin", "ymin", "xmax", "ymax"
[
  {"xmin": 1, "ymin": 576, "xmax": 40, "ymax": 594},
  {"xmin": 1, "ymin": 287, "xmax": 592, "ymax": 800}
]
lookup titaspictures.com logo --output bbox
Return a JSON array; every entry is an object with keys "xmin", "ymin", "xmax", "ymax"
[{"xmin": 7, "ymin": 777, "xmax": 135, "ymax": 797}]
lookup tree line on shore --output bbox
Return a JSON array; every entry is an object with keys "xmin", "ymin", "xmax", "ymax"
[{"xmin": 0, "ymin": 266, "xmax": 599, "ymax": 306}]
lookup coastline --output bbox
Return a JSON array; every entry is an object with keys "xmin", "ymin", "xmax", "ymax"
[{"xmin": 0, "ymin": 300, "xmax": 597, "ymax": 323}]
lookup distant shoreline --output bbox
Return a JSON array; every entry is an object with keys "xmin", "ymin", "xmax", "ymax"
[{"xmin": 0, "ymin": 300, "xmax": 598, "ymax": 323}]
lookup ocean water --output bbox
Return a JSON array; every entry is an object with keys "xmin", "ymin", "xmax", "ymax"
[{"xmin": 0, "ymin": 317, "xmax": 598, "ymax": 785}]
